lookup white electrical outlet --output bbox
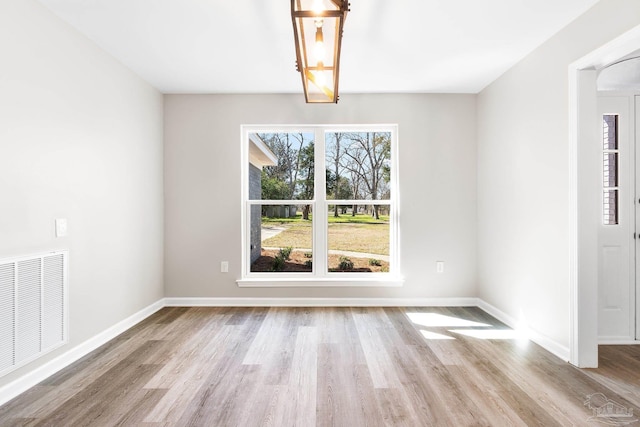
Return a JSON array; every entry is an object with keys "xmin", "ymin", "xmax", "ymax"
[
  {"xmin": 436, "ymin": 261, "xmax": 444, "ymax": 273},
  {"xmin": 55, "ymin": 218, "xmax": 68, "ymax": 237},
  {"xmin": 221, "ymin": 261, "xmax": 229, "ymax": 273}
]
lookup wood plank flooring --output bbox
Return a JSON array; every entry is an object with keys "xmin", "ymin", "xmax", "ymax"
[{"xmin": 1, "ymin": 306, "xmax": 639, "ymax": 426}]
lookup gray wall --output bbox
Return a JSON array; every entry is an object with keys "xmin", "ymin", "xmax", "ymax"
[
  {"xmin": 477, "ymin": 0, "xmax": 640, "ymax": 350},
  {"xmin": 164, "ymin": 93, "xmax": 477, "ymax": 298},
  {"xmin": 0, "ymin": 0, "xmax": 164, "ymax": 387}
]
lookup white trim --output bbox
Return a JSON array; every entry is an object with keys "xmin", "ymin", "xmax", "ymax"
[
  {"xmin": 477, "ymin": 299, "xmax": 570, "ymax": 362},
  {"xmin": 569, "ymin": 23, "xmax": 640, "ymax": 368},
  {"xmin": 164, "ymin": 297, "xmax": 479, "ymax": 307},
  {"xmin": 0, "ymin": 299, "xmax": 164, "ymax": 406},
  {"xmin": 0, "ymin": 249, "xmax": 69, "ymax": 264},
  {"xmin": 236, "ymin": 278, "xmax": 404, "ymax": 287},
  {"xmin": 598, "ymin": 339, "xmax": 640, "ymax": 345},
  {"xmin": 568, "ymin": 57, "xmax": 580, "ymax": 367},
  {"xmin": 241, "ymin": 125, "xmax": 400, "ymax": 282},
  {"xmin": 570, "ymin": 68, "xmax": 600, "ymax": 368}
]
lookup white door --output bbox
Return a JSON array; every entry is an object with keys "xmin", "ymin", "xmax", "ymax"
[{"xmin": 597, "ymin": 95, "xmax": 635, "ymax": 343}]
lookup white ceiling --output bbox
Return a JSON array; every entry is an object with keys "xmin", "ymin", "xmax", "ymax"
[{"xmin": 37, "ymin": 0, "xmax": 600, "ymax": 94}]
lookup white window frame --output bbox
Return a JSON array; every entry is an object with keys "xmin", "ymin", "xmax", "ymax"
[{"xmin": 238, "ymin": 124, "xmax": 402, "ymax": 287}]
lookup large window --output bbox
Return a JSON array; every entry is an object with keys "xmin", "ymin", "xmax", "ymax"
[{"xmin": 240, "ymin": 126, "xmax": 400, "ymax": 286}]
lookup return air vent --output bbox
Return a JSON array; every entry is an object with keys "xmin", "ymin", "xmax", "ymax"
[{"xmin": 0, "ymin": 251, "xmax": 67, "ymax": 377}]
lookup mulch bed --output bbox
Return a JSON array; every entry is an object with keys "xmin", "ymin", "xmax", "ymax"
[{"xmin": 250, "ymin": 249, "xmax": 389, "ymax": 272}]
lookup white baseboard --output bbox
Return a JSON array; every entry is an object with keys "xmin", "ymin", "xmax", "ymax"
[
  {"xmin": 598, "ymin": 339, "xmax": 640, "ymax": 345},
  {"xmin": 0, "ymin": 299, "xmax": 165, "ymax": 407},
  {"xmin": 163, "ymin": 297, "xmax": 480, "ymax": 307},
  {"xmin": 476, "ymin": 299, "xmax": 570, "ymax": 362}
]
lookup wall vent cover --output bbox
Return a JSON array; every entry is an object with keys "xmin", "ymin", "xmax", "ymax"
[{"xmin": 0, "ymin": 251, "xmax": 68, "ymax": 377}]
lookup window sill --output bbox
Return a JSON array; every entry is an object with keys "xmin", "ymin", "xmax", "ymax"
[{"xmin": 236, "ymin": 276, "xmax": 404, "ymax": 288}]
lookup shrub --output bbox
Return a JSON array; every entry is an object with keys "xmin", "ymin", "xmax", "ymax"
[
  {"xmin": 368, "ymin": 259, "xmax": 382, "ymax": 266},
  {"xmin": 304, "ymin": 252, "xmax": 313, "ymax": 258},
  {"xmin": 338, "ymin": 256, "xmax": 354, "ymax": 270},
  {"xmin": 304, "ymin": 259, "xmax": 313, "ymax": 268},
  {"xmin": 271, "ymin": 254, "xmax": 285, "ymax": 271},
  {"xmin": 279, "ymin": 246, "xmax": 293, "ymax": 261}
]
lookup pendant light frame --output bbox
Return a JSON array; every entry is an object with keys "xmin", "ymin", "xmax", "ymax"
[{"xmin": 291, "ymin": 0, "xmax": 349, "ymax": 103}]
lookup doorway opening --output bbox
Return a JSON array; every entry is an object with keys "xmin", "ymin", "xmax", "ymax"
[{"xmin": 570, "ymin": 25, "xmax": 640, "ymax": 368}]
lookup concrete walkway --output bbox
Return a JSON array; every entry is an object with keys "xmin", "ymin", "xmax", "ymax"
[
  {"xmin": 261, "ymin": 225, "xmax": 287, "ymax": 241},
  {"xmin": 261, "ymin": 246, "xmax": 389, "ymax": 262}
]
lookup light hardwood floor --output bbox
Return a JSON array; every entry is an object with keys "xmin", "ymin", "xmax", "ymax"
[{"xmin": 1, "ymin": 306, "xmax": 639, "ymax": 426}]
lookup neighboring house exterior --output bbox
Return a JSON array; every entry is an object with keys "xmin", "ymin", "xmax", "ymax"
[
  {"xmin": 263, "ymin": 205, "xmax": 297, "ymax": 218},
  {"xmin": 248, "ymin": 134, "xmax": 277, "ymax": 264}
]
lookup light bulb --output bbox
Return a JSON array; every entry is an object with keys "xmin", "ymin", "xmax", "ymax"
[{"xmin": 313, "ymin": 0, "xmax": 324, "ymax": 14}]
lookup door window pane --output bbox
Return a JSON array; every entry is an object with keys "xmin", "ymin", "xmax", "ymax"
[
  {"xmin": 603, "ymin": 153, "xmax": 618, "ymax": 187},
  {"xmin": 603, "ymin": 190, "xmax": 618, "ymax": 226},
  {"xmin": 602, "ymin": 115, "xmax": 619, "ymax": 225},
  {"xmin": 603, "ymin": 115, "xmax": 618, "ymax": 150}
]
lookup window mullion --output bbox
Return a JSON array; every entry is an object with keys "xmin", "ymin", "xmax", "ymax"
[{"xmin": 315, "ymin": 127, "xmax": 328, "ymax": 276}]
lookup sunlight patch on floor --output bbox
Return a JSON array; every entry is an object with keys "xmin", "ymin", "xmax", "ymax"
[
  {"xmin": 407, "ymin": 311, "xmax": 530, "ymax": 343},
  {"xmin": 419, "ymin": 329, "xmax": 456, "ymax": 340},
  {"xmin": 406, "ymin": 312, "xmax": 490, "ymax": 328},
  {"xmin": 450, "ymin": 328, "xmax": 525, "ymax": 340}
]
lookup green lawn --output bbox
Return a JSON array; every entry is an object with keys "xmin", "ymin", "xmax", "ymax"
[
  {"xmin": 327, "ymin": 213, "xmax": 389, "ymax": 224},
  {"xmin": 261, "ymin": 212, "xmax": 389, "ymax": 224},
  {"xmin": 262, "ymin": 221, "xmax": 313, "ymax": 249},
  {"xmin": 261, "ymin": 213, "xmax": 389, "ymax": 255}
]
